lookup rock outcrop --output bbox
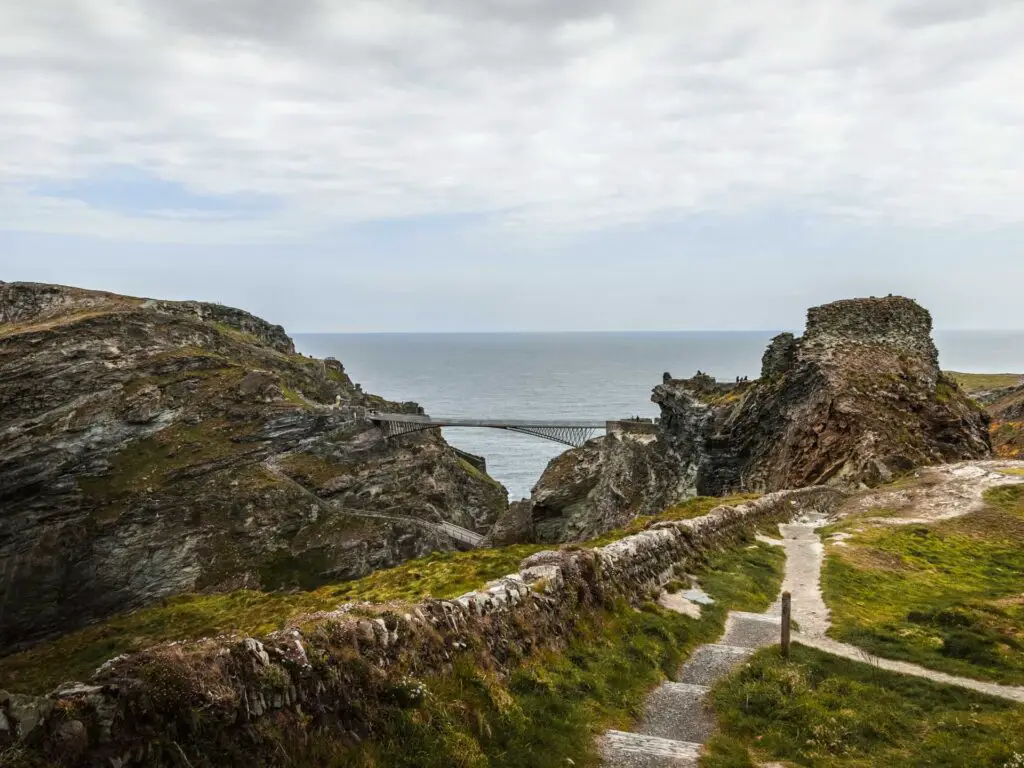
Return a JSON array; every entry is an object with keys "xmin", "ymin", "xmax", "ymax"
[
  {"xmin": 522, "ymin": 296, "xmax": 991, "ymax": 542},
  {"xmin": 0, "ymin": 282, "xmax": 506, "ymax": 652},
  {"xmin": 985, "ymin": 382, "xmax": 1024, "ymax": 458},
  {"xmin": 502, "ymin": 424, "xmax": 689, "ymax": 544}
]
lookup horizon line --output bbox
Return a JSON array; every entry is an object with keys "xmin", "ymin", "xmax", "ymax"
[{"xmin": 291, "ymin": 327, "xmax": 1024, "ymax": 335}]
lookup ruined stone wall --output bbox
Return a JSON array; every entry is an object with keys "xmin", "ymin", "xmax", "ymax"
[
  {"xmin": 803, "ymin": 296, "xmax": 938, "ymax": 365},
  {"xmin": 2, "ymin": 487, "xmax": 844, "ymax": 767}
]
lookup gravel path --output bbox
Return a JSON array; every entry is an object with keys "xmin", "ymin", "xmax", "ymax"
[
  {"xmin": 786, "ymin": 461, "xmax": 1024, "ymax": 703},
  {"xmin": 793, "ymin": 634, "xmax": 1024, "ymax": 703},
  {"xmin": 766, "ymin": 516, "xmax": 831, "ymax": 638},
  {"xmin": 840, "ymin": 459, "xmax": 1024, "ymax": 525},
  {"xmin": 601, "ymin": 463, "xmax": 1024, "ymax": 764}
]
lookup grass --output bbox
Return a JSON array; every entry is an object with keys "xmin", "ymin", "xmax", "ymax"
[
  {"xmin": 336, "ymin": 601, "xmax": 709, "ymax": 768},
  {"xmin": 0, "ymin": 544, "xmax": 547, "ymax": 694},
  {"xmin": 820, "ymin": 484, "xmax": 1024, "ymax": 684},
  {"xmin": 458, "ymin": 457, "xmax": 504, "ymax": 488},
  {"xmin": 584, "ymin": 494, "xmax": 761, "ymax": 547},
  {"xmin": 702, "ymin": 643, "xmax": 1024, "ymax": 768},
  {"xmin": 0, "ymin": 500, "xmax": 782, "ymax": 703},
  {"xmin": 945, "ymin": 371, "xmax": 1023, "ymax": 393},
  {"xmin": 77, "ymin": 417, "xmax": 261, "ymax": 519},
  {"xmin": 314, "ymin": 535, "xmax": 786, "ymax": 768}
]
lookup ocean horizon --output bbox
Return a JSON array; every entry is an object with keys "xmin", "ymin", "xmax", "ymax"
[{"xmin": 295, "ymin": 330, "xmax": 1023, "ymax": 499}]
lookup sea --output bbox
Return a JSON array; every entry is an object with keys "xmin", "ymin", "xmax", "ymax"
[{"xmin": 294, "ymin": 331, "xmax": 1024, "ymax": 500}]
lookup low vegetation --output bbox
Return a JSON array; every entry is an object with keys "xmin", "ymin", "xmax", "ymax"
[
  {"xmin": 584, "ymin": 493, "xmax": 761, "ymax": 547},
  {"xmin": 702, "ymin": 643, "xmax": 1024, "ymax": 767},
  {"xmin": 992, "ymin": 421, "xmax": 1024, "ymax": 460},
  {"xmin": 945, "ymin": 371, "xmax": 1023, "ymax": 393},
  {"xmin": 318, "ymin": 536, "xmax": 786, "ymax": 768},
  {"xmin": 1, "ymin": 527, "xmax": 784, "ymax": 768},
  {"xmin": 821, "ymin": 485, "xmax": 1024, "ymax": 684},
  {"xmin": 0, "ymin": 544, "xmax": 546, "ymax": 694},
  {"xmin": 0, "ymin": 495, "xmax": 772, "ymax": 696}
]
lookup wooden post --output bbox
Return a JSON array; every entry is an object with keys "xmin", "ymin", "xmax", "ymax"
[{"xmin": 781, "ymin": 591, "xmax": 792, "ymax": 659}]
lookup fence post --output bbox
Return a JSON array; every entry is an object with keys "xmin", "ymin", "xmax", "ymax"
[{"xmin": 781, "ymin": 591, "xmax": 792, "ymax": 659}]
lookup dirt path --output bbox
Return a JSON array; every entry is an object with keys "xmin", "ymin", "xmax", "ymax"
[
  {"xmin": 786, "ymin": 460, "xmax": 1024, "ymax": 703},
  {"xmin": 601, "ymin": 463, "xmax": 1024, "ymax": 764},
  {"xmin": 794, "ymin": 635, "xmax": 1024, "ymax": 703},
  {"xmin": 839, "ymin": 459, "xmax": 1024, "ymax": 525}
]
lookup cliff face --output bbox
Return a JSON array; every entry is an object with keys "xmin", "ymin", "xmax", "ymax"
[
  {"xmin": 666, "ymin": 296, "xmax": 991, "ymax": 493},
  {"xmin": 0, "ymin": 282, "xmax": 506, "ymax": 652},
  {"xmin": 521, "ymin": 296, "xmax": 991, "ymax": 543},
  {"xmin": 986, "ymin": 383, "xmax": 1024, "ymax": 458},
  {"xmin": 520, "ymin": 427, "xmax": 689, "ymax": 544}
]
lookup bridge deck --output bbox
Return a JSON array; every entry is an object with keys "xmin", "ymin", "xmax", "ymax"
[
  {"xmin": 369, "ymin": 413, "xmax": 607, "ymax": 428},
  {"xmin": 369, "ymin": 412, "xmax": 612, "ymax": 448}
]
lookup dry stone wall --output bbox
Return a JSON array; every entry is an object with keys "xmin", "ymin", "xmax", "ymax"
[{"xmin": 1, "ymin": 486, "xmax": 844, "ymax": 767}]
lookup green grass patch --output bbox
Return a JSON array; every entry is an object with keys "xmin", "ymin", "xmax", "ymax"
[
  {"xmin": 0, "ymin": 510, "xmax": 783, "ymax": 710},
  {"xmin": 77, "ymin": 417, "xmax": 260, "ymax": 519},
  {"xmin": 702, "ymin": 643, "xmax": 1024, "ymax": 767},
  {"xmin": 313, "ymin": 536, "xmax": 786, "ymax": 768},
  {"xmin": 945, "ymin": 371, "xmax": 1023, "ymax": 393},
  {"xmin": 457, "ymin": 457, "xmax": 503, "ymax": 488},
  {"xmin": 584, "ymin": 494, "xmax": 761, "ymax": 547},
  {"xmin": 821, "ymin": 485, "xmax": 1024, "ymax": 684},
  {"xmin": 0, "ymin": 543, "xmax": 547, "ymax": 694},
  {"xmin": 337, "ymin": 600, "xmax": 711, "ymax": 768}
]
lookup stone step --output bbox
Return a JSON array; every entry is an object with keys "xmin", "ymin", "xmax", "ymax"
[
  {"xmin": 677, "ymin": 644, "xmax": 754, "ymax": 686},
  {"xmin": 601, "ymin": 730, "xmax": 702, "ymax": 767},
  {"xmin": 721, "ymin": 612, "xmax": 783, "ymax": 650},
  {"xmin": 638, "ymin": 682, "xmax": 715, "ymax": 744}
]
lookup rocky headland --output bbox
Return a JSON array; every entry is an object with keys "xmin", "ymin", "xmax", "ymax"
[
  {"xmin": 0, "ymin": 285, "xmax": 1011, "ymax": 768},
  {"xmin": 0, "ymin": 282, "xmax": 506, "ymax": 652},
  {"xmin": 513, "ymin": 296, "xmax": 991, "ymax": 542},
  {"xmin": 985, "ymin": 384, "xmax": 1024, "ymax": 458}
]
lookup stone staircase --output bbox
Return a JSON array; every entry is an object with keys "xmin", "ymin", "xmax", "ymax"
[{"xmin": 600, "ymin": 611, "xmax": 783, "ymax": 767}]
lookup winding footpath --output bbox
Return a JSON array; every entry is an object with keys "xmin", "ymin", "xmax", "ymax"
[{"xmin": 600, "ymin": 461, "xmax": 1024, "ymax": 767}]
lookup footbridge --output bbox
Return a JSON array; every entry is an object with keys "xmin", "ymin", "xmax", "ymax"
[{"xmin": 369, "ymin": 411, "xmax": 615, "ymax": 449}]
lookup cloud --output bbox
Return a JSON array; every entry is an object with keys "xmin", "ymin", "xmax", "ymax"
[{"xmin": 0, "ymin": 0, "xmax": 1023, "ymax": 243}]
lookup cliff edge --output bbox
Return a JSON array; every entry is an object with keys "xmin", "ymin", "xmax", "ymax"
[
  {"xmin": 516, "ymin": 296, "xmax": 990, "ymax": 542},
  {"xmin": 0, "ymin": 282, "xmax": 506, "ymax": 652}
]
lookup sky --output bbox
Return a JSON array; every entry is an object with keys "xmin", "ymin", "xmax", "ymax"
[{"xmin": 1, "ymin": 0, "xmax": 1023, "ymax": 332}]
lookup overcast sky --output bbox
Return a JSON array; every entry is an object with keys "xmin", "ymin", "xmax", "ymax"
[{"xmin": 2, "ymin": 0, "xmax": 1023, "ymax": 331}]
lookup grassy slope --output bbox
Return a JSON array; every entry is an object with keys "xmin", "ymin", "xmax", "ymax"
[
  {"xmin": 946, "ymin": 371, "xmax": 1023, "ymax": 392},
  {"xmin": 702, "ymin": 644, "xmax": 1024, "ymax": 768},
  {"xmin": 0, "ymin": 496, "xmax": 758, "ymax": 694},
  {"xmin": 324, "ymin": 535, "xmax": 786, "ymax": 768},
  {"xmin": 821, "ymin": 485, "xmax": 1024, "ymax": 685}
]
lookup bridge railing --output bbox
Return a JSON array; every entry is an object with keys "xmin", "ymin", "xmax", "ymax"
[{"xmin": 368, "ymin": 411, "xmax": 612, "ymax": 448}]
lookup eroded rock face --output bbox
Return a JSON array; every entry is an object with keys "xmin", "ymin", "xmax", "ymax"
[
  {"xmin": 524, "ymin": 296, "xmax": 991, "ymax": 543},
  {"xmin": 0, "ymin": 282, "xmax": 506, "ymax": 652},
  {"xmin": 985, "ymin": 383, "xmax": 1024, "ymax": 458},
  {"xmin": 664, "ymin": 296, "xmax": 991, "ymax": 493},
  {"xmin": 523, "ymin": 430, "xmax": 690, "ymax": 544}
]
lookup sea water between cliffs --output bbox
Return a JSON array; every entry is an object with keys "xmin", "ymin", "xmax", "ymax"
[{"xmin": 295, "ymin": 330, "xmax": 1023, "ymax": 500}]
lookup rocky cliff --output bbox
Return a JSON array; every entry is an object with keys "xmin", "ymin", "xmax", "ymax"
[
  {"xmin": 985, "ymin": 382, "xmax": 1024, "ymax": 458},
  {"xmin": 0, "ymin": 282, "xmax": 506, "ymax": 652},
  {"xmin": 518, "ymin": 296, "xmax": 991, "ymax": 542}
]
